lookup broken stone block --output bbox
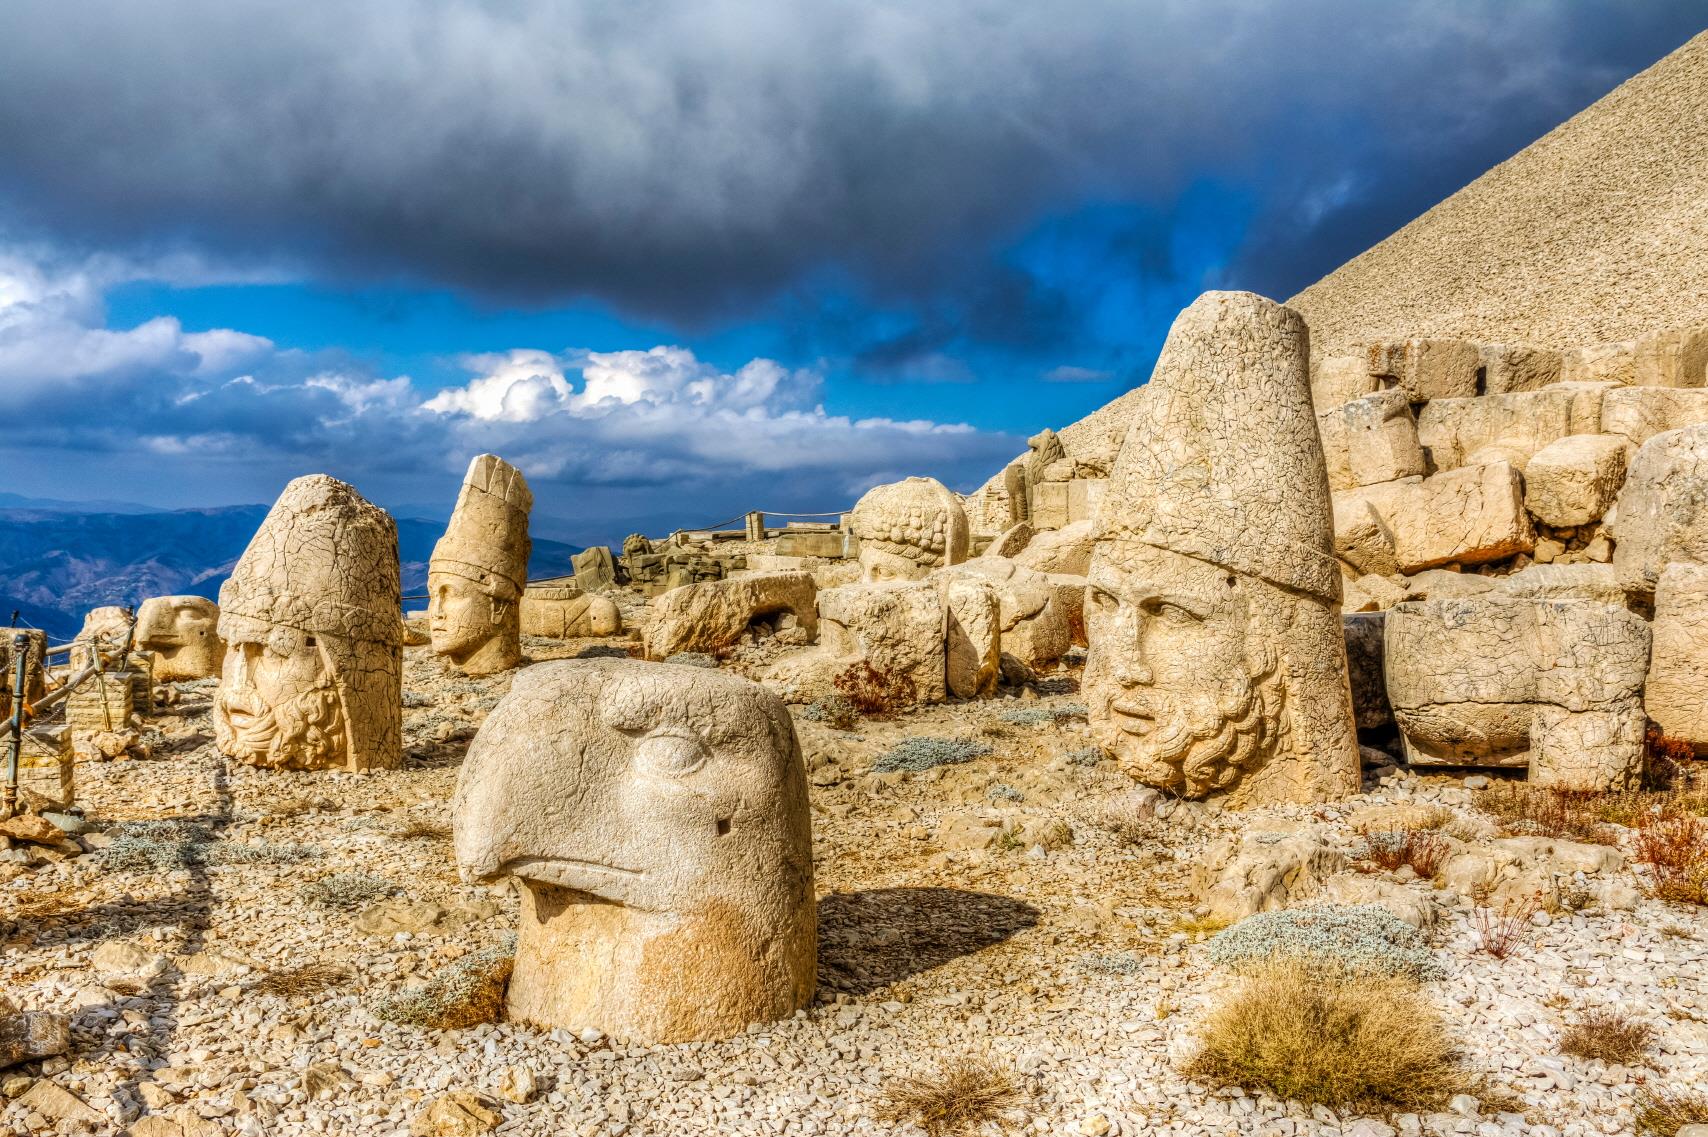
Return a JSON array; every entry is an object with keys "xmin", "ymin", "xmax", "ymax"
[
  {"xmin": 1610, "ymin": 423, "xmax": 1708, "ymax": 594},
  {"xmin": 1644, "ymin": 562, "xmax": 1708, "ymax": 750},
  {"xmin": 0, "ymin": 999, "xmax": 69, "ymax": 1069},
  {"xmin": 642, "ymin": 571, "xmax": 817, "ymax": 659},
  {"xmin": 814, "ymin": 580, "xmax": 947, "ymax": 705},
  {"xmin": 1343, "ymin": 390, "xmax": 1425, "ymax": 486},
  {"xmin": 1494, "ymin": 563, "xmax": 1627, "ymax": 606},
  {"xmin": 940, "ymin": 576, "xmax": 1000, "ymax": 700},
  {"xmin": 1332, "ymin": 496, "xmax": 1400, "ymax": 577},
  {"xmin": 1600, "ymin": 385, "xmax": 1708, "ymax": 446},
  {"xmin": 571, "ymin": 546, "xmax": 617, "ymax": 593},
  {"xmin": 410, "ymin": 1092, "xmax": 501, "ymax": 1137},
  {"xmin": 518, "ymin": 584, "xmax": 620, "ymax": 638},
  {"xmin": 1478, "ymin": 343, "xmax": 1562, "ymax": 394},
  {"xmin": 1561, "ymin": 340, "xmax": 1637, "ymax": 386},
  {"xmin": 1012, "ymin": 519, "xmax": 1093, "ymax": 576},
  {"xmin": 1417, "ymin": 383, "xmax": 1611, "ymax": 472},
  {"xmin": 1385, "ymin": 596, "xmax": 1649, "ymax": 789},
  {"xmin": 1366, "ymin": 338, "xmax": 1480, "ymax": 401},
  {"xmin": 774, "ymin": 530, "xmax": 847, "ymax": 558},
  {"xmin": 1632, "ymin": 323, "xmax": 1708, "ymax": 388},
  {"xmin": 940, "ymin": 558, "xmax": 1069, "ymax": 673},
  {"xmin": 1317, "ymin": 405, "xmax": 1355, "ymax": 490},
  {"xmin": 1523, "ymin": 433, "xmax": 1630, "ymax": 527},
  {"xmin": 1193, "ymin": 830, "xmax": 1346, "ymax": 925},
  {"xmin": 1311, "ymin": 354, "xmax": 1381, "ymax": 411},
  {"xmin": 14, "ymin": 1079, "xmax": 102, "ymax": 1125},
  {"xmin": 1065, "ymin": 478, "xmax": 1105, "ymax": 525},
  {"xmin": 1341, "ymin": 462, "xmax": 1535, "ymax": 572}
]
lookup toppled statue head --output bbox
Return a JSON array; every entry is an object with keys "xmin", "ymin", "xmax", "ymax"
[
  {"xmin": 1084, "ymin": 291, "xmax": 1358, "ymax": 806},
  {"xmin": 214, "ymin": 474, "xmax": 402, "ymax": 772},
  {"xmin": 452, "ymin": 657, "xmax": 815, "ymax": 1043},
  {"xmin": 428, "ymin": 454, "xmax": 532, "ymax": 675},
  {"xmin": 849, "ymin": 476, "xmax": 970, "ymax": 583},
  {"xmin": 135, "ymin": 595, "xmax": 223, "ymax": 681}
]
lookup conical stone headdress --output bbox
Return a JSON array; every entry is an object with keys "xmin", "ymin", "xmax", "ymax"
[
  {"xmin": 1095, "ymin": 290, "xmax": 1340, "ymax": 604},
  {"xmin": 431, "ymin": 454, "xmax": 532, "ymax": 600}
]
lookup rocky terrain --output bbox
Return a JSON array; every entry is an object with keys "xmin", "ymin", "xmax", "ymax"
[{"xmin": 4, "ymin": 634, "xmax": 1706, "ymax": 1137}]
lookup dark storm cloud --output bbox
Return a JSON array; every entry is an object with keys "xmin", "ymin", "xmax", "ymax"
[{"xmin": 0, "ymin": 1, "xmax": 1699, "ymax": 325}]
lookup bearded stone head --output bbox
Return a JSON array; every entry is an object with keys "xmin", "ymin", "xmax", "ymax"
[
  {"xmin": 1084, "ymin": 544, "xmax": 1284, "ymax": 797},
  {"xmin": 213, "ymin": 624, "xmax": 347, "ymax": 769}
]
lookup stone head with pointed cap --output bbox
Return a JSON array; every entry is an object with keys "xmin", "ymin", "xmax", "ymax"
[
  {"xmin": 1083, "ymin": 291, "xmax": 1358, "ymax": 806},
  {"xmin": 214, "ymin": 474, "xmax": 402, "ymax": 771},
  {"xmin": 429, "ymin": 454, "xmax": 532, "ymax": 675}
]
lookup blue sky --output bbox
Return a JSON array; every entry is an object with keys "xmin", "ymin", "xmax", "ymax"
[{"xmin": 0, "ymin": 2, "xmax": 1701, "ymax": 545}]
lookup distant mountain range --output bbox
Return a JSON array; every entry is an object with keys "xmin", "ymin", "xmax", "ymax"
[{"xmin": 0, "ymin": 503, "xmax": 581, "ymax": 641}]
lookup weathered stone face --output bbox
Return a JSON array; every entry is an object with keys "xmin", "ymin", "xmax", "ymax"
[
  {"xmin": 1085, "ymin": 544, "xmax": 1279, "ymax": 798},
  {"xmin": 214, "ymin": 474, "xmax": 402, "ymax": 772},
  {"xmin": 135, "ymin": 596, "xmax": 223, "ymax": 681},
  {"xmin": 452, "ymin": 658, "xmax": 814, "ymax": 1043},
  {"xmin": 428, "ymin": 454, "xmax": 531, "ymax": 676},
  {"xmin": 849, "ymin": 477, "xmax": 969, "ymax": 583},
  {"xmin": 1086, "ymin": 290, "xmax": 1359, "ymax": 806}
]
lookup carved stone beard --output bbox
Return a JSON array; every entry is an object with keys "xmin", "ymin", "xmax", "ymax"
[
  {"xmin": 1123, "ymin": 643, "xmax": 1285, "ymax": 798},
  {"xmin": 215, "ymin": 680, "xmax": 348, "ymax": 770}
]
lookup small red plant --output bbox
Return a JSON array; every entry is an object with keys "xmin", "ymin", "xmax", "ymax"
[
  {"xmin": 1474, "ymin": 893, "xmax": 1540, "ymax": 960},
  {"xmin": 1358, "ymin": 827, "xmax": 1450, "ymax": 880}
]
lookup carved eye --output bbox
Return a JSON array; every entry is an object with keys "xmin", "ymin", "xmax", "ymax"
[
  {"xmin": 635, "ymin": 728, "xmax": 709, "ymax": 777},
  {"xmin": 1142, "ymin": 598, "xmax": 1202, "ymax": 626},
  {"xmin": 1086, "ymin": 585, "xmax": 1120, "ymax": 615}
]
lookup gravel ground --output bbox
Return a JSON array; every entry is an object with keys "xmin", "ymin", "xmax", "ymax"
[{"xmin": 3, "ymin": 642, "xmax": 1706, "ymax": 1137}]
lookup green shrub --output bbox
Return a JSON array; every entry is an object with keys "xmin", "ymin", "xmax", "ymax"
[
  {"xmin": 664, "ymin": 651, "xmax": 718, "ymax": 668},
  {"xmin": 372, "ymin": 940, "xmax": 515, "ymax": 1029},
  {"xmin": 1207, "ymin": 904, "xmax": 1445, "ymax": 982},
  {"xmin": 299, "ymin": 873, "xmax": 399, "ymax": 909},
  {"xmin": 874, "ymin": 737, "xmax": 993, "ymax": 774}
]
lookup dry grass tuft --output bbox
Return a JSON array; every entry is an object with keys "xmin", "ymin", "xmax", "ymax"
[
  {"xmin": 833, "ymin": 660, "xmax": 918, "ymax": 719},
  {"xmin": 1477, "ymin": 784, "xmax": 1613, "ymax": 844},
  {"xmin": 875, "ymin": 1056, "xmax": 1021, "ymax": 1137},
  {"xmin": 1474, "ymin": 894, "xmax": 1540, "ymax": 960},
  {"xmin": 1558, "ymin": 1009, "xmax": 1653, "ymax": 1065},
  {"xmin": 1633, "ymin": 810, "xmax": 1708, "ymax": 906},
  {"xmin": 392, "ymin": 819, "xmax": 452, "ymax": 842},
  {"xmin": 1183, "ymin": 959, "xmax": 1467, "ymax": 1110},
  {"xmin": 1637, "ymin": 1087, "xmax": 1708, "ymax": 1136},
  {"xmin": 253, "ymin": 961, "xmax": 352, "ymax": 998},
  {"xmin": 1356, "ymin": 826, "xmax": 1450, "ymax": 879}
]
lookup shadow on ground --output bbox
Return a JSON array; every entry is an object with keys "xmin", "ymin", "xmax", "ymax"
[{"xmin": 817, "ymin": 887, "xmax": 1040, "ymax": 996}]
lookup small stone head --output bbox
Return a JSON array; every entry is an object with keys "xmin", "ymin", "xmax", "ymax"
[
  {"xmin": 428, "ymin": 454, "xmax": 531, "ymax": 673},
  {"xmin": 850, "ymin": 476, "xmax": 970, "ymax": 583},
  {"xmin": 135, "ymin": 595, "xmax": 223, "ymax": 681},
  {"xmin": 1084, "ymin": 543, "xmax": 1284, "ymax": 798}
]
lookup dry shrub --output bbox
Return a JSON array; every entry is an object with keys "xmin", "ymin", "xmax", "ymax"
[
  {"xmin": 1184, "ymin": 960, "xmax": 1465, "ymax": 1110},
  {"xmin": 875, "ymin": 1056, "xmax": 1020, "ymax": 1137},
  {"xmin": 1474, "ymin": 894, "xmax": 1539, "ymax": 960},
  {"xmin": 1645, "ymin": 723, "xmax": 1697, "ymax": 786},
  {"xmin": 1637, "ymin": 1087, "xmax": 1708, "ymax": 1136},
  {"xmin": 833, "ymin": 660, "xmax": 918, "ymax": 719},
  {"xmin": 1357, "ymin": 827, "xmax": 1450, "ymax": 880},
  {"xmin": 372, "ymin": 943, "xmax": 513, "ymax": 1029},
  {"xmin": 1558, "ymin": 1009, "xmax": 1653, "ymax": 1065},
  {"xmin": 253, "ymin": 961, "xmax": 351, "ymax": 998},
  {"xmin": 1633, "ymin": 810, "xmax": 1708, "ymax": 906},
  {"xmin": 1478, "ymin": 784, "xmax": 1611, "ymax": 844},
  {"xmin": 392, "ymin": 819, "xmax": 451, "ymax": 842}
]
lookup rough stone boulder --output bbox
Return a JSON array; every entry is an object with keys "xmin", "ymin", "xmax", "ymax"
[
  {"xmin": 1310, "ymin": 355, "xmax": 1380, "ymax": 411},
  {"xmin": 519, "ymin": 585, "xmax": 621, "ymax": 638},
  {"xmin": 0, "ymin": 997, "xmax": 70, "ymax": 1068},
  {"xmin": 1335, "ymin": 462, "xmax": 1534, "ymax": 572},
  {"xmin": 1193, "ymin": 828, "xmax": 1346, "ymax": 925},
  {"xmin": 1523, "ymin": 434, "xmax": 1630, "ymax": 527},
  {"xmin": 1011, "ymin": 519, "xmax": 1094, "ymax": 576},
  {"xmin": 1416, "ymin": 384, "xmax": 1610, "ymax": 472},
  {"xmin": 766, "ymin": 580, "xmax": 947, "ymax": 706},
  {"xmin": 1493, "ymin": 563, "xmax": 1628, "ymax": 606},
  {"xmin": 1478, "ymin": 344, "xmax": 1562, "ymax": 394},
  {"xmin": 939, "ymin": 576, "xmax": 1000, "ymax": 700},
  {"xmin": 1600, "ymin": 386, "xmax": 1708, "ymax": 445},
  {"xmin": 1440, "ymin": 835, "xmax": 1634, "ymax": 911},
  {"xmin": 1318, "ymin": 389, "xmax": 1425, "ymax": 491},
  {"xmin": 643, "ymin": 571, "xmax": 817, "ymax": 660},
  {"xmin": 1645, "ymin": 562, "xmax": 1708, "ymax": 749},
  {"xmin": 1366, "ymin": 338, "xmax": 1480, "ymax": 401},
  {"xmin": 1633, "ymin": 322, "xmax": 1708, "ymax": 388},
  {"xmin": 572, "ymin": 545, "xmax": 618, "ymax": 593},
  {"xmin": 1610, "ymin": 423, "xmax": 1708, "ymax": 594},
  {"xmin": 1385, "ymin": 596, "xmax": 1650, "ymax": 789},
  {"xmin": 939, "ymin": 558, "xmax": 1069, "ymax": 673}
]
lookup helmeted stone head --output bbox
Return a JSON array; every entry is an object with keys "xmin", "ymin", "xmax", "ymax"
[
  {"xmin": 135, "ymin": 595, "xmax": 223, "ymax": 681},
  {"xmin": 849, "ymin": 476, "xmax": 970, "ymax": 583},
  {"xmin": 1084, "ymin": 291, "xmax": 1358, "ymax": 805},
  {"xmin": 214, "ymin": 474, "xmax": 402, "ymax": 771},
  {"xmin": 452, "ymin": 658, "xmax": 815, "ymax": 1043},
  {"xmin": 428, "ymin": 454, "xmax": 532, "ymax": 675}
]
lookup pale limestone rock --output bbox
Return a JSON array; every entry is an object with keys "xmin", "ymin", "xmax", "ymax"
[
  {"xmin": 813, "ymin": 581, "xmax": 947, "ymax": 704},
  {"xmin": 1366, "ymin": 338, "xmax": 1480, "ymax": 401},
  {"xmin": 214, "ymin": 474, "xmax": 402, "ymax": 772},
  {"xmin": 1342, "ymin": 573, "xmax": 1406, "ymax": 613},
  {"xmin": 1644, "ymin": 562, "xmax": 1708, "ymax": 748},
  {"xmin": 1338, "ymin": 462, "xmax": 1535, "ymax": 571},
  {"xmin": 1319, "ymin": 874, "xmax": 1437, "ymax": 928},
  {"xmin": 453, "ymin": 659, "xmax": 814, "ymax": 1043},
  {"xmin": 1045, "ymin": 572, "xmax": 1089, "ymax": 648},
  {"xmin": 940, "ymin": 576, "xmax": 1000, "ymax": 700},
  {"xmin": 1012, "ymin": 519, "xmax": 1094, "ymax": 576},
  {"xmin": 73, "ymin": 605, "xmax": 134, "ymax": 669},
  {"xmin": 1561, "ymin": 340, "xmax": 1637, "ymax": 386},
  {"xmin": 572, "ymin": 546, "xmax": 617, "ymax": 593},
  {"xmin": 1339, "ymin": 390, "xmax": 1425, "ymax": 487},
  {"xmin": 0, "ymin": 997, "xmax": 69, "ymax": 1069},
  {"xmin": 1600, "ymin": 386, "xmax": 1708, "ymax": 445},
  {"xmin": 986, "ymin": 522, "xmax": 1034, "ymax": 559},
  {"xmin": 1399, "ymin": 568, "xmax": 1498, "ymax": 601},
  {"xmin": 1611, "ymin": 424, "xmax": 1708, "ymax": 594},
  {"xmin": 14, "ymin": 1080, "xmax": 102, "ymax": 1125},
  {"xmin": 1441, "ymin": 835, "xmax": 1628, "ymax": 911},
  {"xmin": 1311, "ymin": 354, "xmax": 1380, "ymax": 411},
  {"xmin": 1494, "ymin": 563, "xmax": 1627, "ymax": 606},
  {"xmin": 134, "ymin": 596, "xmax": 223, "ymax": 682},
  {"xmin": 409, "ymin": 1092, "xmax": 500, "ymax": 1137},
  {"xmin": 1633, "ymin": 323, "xmax": 1708, "ymax": 388},
  {"xmin": 1087, "ymin": 291, "xmax": 1358, "ymax": 806},
  {"xmin": 1343, "ymin": 612, "xmax": 1391, "ymax": 731},
  {"xmin": 1416, "ymin": 384, "xmax": 1610, "ymax": 472},
  {"xmin": 1478, "ymin": 343, "xmax": 1562, "ymax": 394},
  {"xmin": 940, "ymin": 558, "xmax": 1070, "ymax": 672},
  {"xmin": 1385, "ymin": 597, "xmax": 1649, "ymax": 789},
  {"xmin": 518, "ymin": 585, "xmax": 621, "ymax": 638},
  {"xmin": 1193, "ymin": 830, "xmax": 1346, "ymax": 925},
  {"xmin": 429, "ymin": 454, "xmax": 532, "ymax": 676},
  {"xmin": 1523, "ymin": 434, "xmax": 1630, "ymax": 527},
  {"xmin": 642, "ymin": 572, "xmax": 817, "ymax": 660},
  {"xmin": 849, "ymin": 477, "xmax": 970, "ymax": 582}
]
